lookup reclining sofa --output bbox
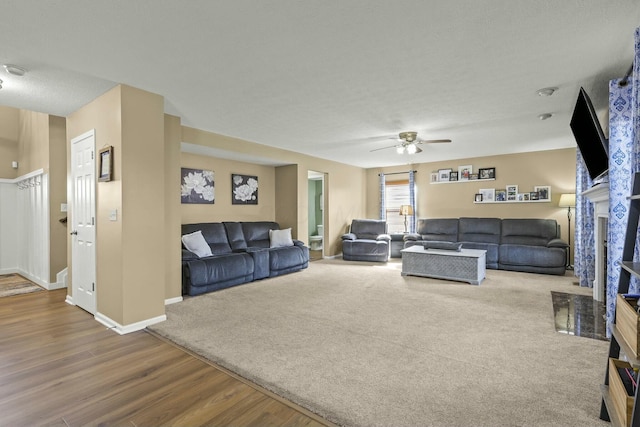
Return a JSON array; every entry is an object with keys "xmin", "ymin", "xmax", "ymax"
[
  {"xmin": 341, "ymin": 219, "xmax": 391, "ymax": 262},
  {"xmin": 181, "ymin": 221, "xmax": 309, "ymax": 296},
  {"xmin": 403, "ymin": 217, "xmax": 568, "ymax": 275}
]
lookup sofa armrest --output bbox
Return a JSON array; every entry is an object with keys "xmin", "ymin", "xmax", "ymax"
[
  {"xmin": 377, "ymin": 233, "xmax": 391, "ymax": 242},
  {"xmin": 342, "ymin": 233, "xmax": 357, "ymax": 241},
  {"xmin": 547, "ymin": 238, "xmax": 569, "ymax": 248},
  {"xmin": 403, "ymin": 233, "xmax": 421, "ymax": 241},
  {"xmin": 182, "ymin": 249, "xmax": 199, "ymax": 261}
]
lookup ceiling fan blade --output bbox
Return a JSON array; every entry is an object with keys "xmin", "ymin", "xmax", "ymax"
[
  {"xmin": 369, "ymin": 144, "xmax": 398, "ymax": 152},
  {"xmin": 415, "ymin": 146, "xmax": 423, "ymax": 153},
  {"xmin": 417, "ymin": 139, "xmax": 452, "ymax": 144}
]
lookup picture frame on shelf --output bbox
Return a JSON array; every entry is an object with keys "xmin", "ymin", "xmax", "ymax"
[
  {"xmin": 517, "ymin": 193, "xmax": 525, "ymax": 201},
  {"xmin": 478, "ymin": 167, "xmax": 495, "ymax": 179},
  {"xmin": 458, "ymin": 165, "xmax": 472, "ymax": 181},
  {"xmin": 534, "ymin": 185, "xmax": 551, "ymax": 201},
  {"xmin": 530, "ymin": 191, "xmax": 539, "ymax": 200},
  {"xmin": 430, "ymin": 172, "xmax": 439, "ymax": 183},
  {"xmin": 523, "ymin": 193, "xmax": 530, "ymax": 201},
  {"xmin": 474, "ymin": 193, "xmax": 483, "ymax": 202},
  {"xmin": 469, "ymin": 173, "xmax": 479, "ymax": 180},
  {"xmin": 449, "ymin": 171, "xmax": 459, "ymax": 181},
  {"xmin": 495, "ymin": 189, "xmax": 506, "ymax": 202},
  {"xmin": 438, "ymin": 168, "xmax": 452, "ymax": 181},
  {"xmin": 506, "ymin": 185, "xmax": 518, "ymax": 201},
  {"xmin": 479, "ymin": 188, "xmax": 495, "ymax": 202}
]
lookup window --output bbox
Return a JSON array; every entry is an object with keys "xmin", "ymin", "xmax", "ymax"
[{"xmin": 385, "ymin": 180, "xmax": 414, "ymax": 233}]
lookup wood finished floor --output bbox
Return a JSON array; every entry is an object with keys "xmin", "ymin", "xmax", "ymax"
[{"xmin": 0, "ymin": 289, "xmax": 331, "ymax": 427}]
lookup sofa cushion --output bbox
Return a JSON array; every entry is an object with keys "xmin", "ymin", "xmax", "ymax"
[
  {"xmin": 270, "ymin": 228, "xmax": 294, "ymax": 248},
  {"xmin": 499, "ymin": 244, "xmax": 565, "ymax": 269},
  {"xmin": 459, "ymin": 217, "xmax": 501, "ymax": 244},
  {"xmin": 350, "ymin": 219, "xmax": 387, "ymax": 240},
  {"xmin": 242, "ymin": 221, "xmax": 280, "ymax": 248},
  {"xmin": 500, "ymin": 219, "xmax": 559, "ymax": 246},
  {"xmin": 416, "ymin": 218, "xmax": 459, "ymax": 242},
  {"xmin": 181, "ymin": 230, "xmax": 212, "ymax": 258},
  {"xmin": 223, "ymin": 222, "xmax": 248, "ymax": 251},
  {"xmin": 182, "ymin": 223, "xmax": 233, "ymax": 255}
]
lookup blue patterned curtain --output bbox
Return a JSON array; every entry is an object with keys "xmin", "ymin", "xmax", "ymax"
[
  {"xmin": 605, "ymin": 27, "xmax": 640, "ymax": 332},
  {"xmin": 574, "ymin": 150, "xmax": 595, "ymax": 289},
  {"xmin": 408, "ymin": 170, "xmax": 416, "ymax": 233},
  {"xmin": 379, "ymin": 173, "xmax": 386, "ymax": 220}
]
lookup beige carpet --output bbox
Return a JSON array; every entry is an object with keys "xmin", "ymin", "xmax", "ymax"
[
  {"xmin": 149, "ymin": 259, "xmax": 609, "ymax": 427},
  {"xmin": 0, "ymin": 273, "xmax": 43, "ymax": 298}
]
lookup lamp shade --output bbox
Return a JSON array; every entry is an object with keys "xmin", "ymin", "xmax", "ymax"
[
  {"xmin": 399, "ymin": 205, "xmax": 414, "ymax": 216},
  {"xmin": 558, "ymin": 193, "xmax": 576, "ymax": 208}
]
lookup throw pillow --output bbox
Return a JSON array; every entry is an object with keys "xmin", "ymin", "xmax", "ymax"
[
  {"xmin": 423, "ymin": 241, "xmax": 463, "ymax": 251},
  {"xmin": 269, "ymin": 228, "xmax": 294, "ymax": 248},
  {"xmin": 181, "ymin": 230, "xmax": 213, "ymax": 258}
]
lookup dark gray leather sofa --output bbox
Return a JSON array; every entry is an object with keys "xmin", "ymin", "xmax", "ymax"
[
  {"xmin": 404, "ymin": 217, "xmax": 567, "ymax": 275},
  {"xmin": 341, "ymin": 219, "xmax": 391, "ymax": 262},
  {"xmin": 181, "ymin": 221, "xmax": 309, "ymax": 296}
]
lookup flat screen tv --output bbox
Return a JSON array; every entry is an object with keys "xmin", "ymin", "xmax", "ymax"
[{"xmin": 570, "ymin": 87, "xmax": 609, "ymax": 181}]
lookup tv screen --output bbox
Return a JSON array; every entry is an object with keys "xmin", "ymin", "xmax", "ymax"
[{"xmin": 570, "ymin": 87, "xmax": 609, "ymax": 181}]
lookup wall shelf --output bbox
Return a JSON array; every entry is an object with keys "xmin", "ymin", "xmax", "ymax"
[
  {"xmin": 474, "ymin": 200, "xmax": 550, "ymax": 204},
  {"xmin": 431, "ymin": 178, "xmax": 495, "ymax": 185}
]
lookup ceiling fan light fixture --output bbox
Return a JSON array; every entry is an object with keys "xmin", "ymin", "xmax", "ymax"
[
  {"xmin": 396, "ymin": 146, "xmax": 405, "ymax": 154},
  {"xmin": 406, "ymin": 144, "xmax": 417, "ymax": 154}
]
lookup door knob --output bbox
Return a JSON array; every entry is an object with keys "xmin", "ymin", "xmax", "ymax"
[{"xmin": 70, "ymin": 230, "xmax": 78, "ymax": 235}]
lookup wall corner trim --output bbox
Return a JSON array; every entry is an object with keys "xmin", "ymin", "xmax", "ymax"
[
  {"xmin": 94, "ymin": 312, "xmax": 167, "ymax": 335},
  {"xmin": 65, "ymin": 295, "xmax": 75, "ymax": 306}
]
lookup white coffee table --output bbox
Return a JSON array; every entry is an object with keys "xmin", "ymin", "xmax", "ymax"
[{"xmin": 401, "ymin": 245, "xmax": 486, "ymax": 285}]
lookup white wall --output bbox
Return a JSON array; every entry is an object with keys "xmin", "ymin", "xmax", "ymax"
[
  {"xmin": 0, "ymin": 171, "xmax": 51, "ymax": 287},
  {"xmin": 0, "ymin": 181, "xmax": 18, "ymax": 273}
]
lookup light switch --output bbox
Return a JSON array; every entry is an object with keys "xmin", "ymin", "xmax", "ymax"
[
  {"xmin": 109, "ymin": 209, "xmax": 117, "ymax": 221},
  {"xmin": 61, "ymin": 203, "xmax": 67, "ymax": 212}
]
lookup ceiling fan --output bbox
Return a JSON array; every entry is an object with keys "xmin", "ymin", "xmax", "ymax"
[{"xmin": 370, "ymin": 131, "xmax": 451, "ymax": 154}]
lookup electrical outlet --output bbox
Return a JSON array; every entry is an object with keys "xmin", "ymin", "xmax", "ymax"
[
  {"xmin": 61, "ymin": 203, "xmax": 67, "ymax": 212},
  {"xmin": 109, "ymin": 209, "xmax": 117, "ymax": 221}
]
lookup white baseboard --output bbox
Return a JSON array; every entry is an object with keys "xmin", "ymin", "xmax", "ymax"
[
  {"xmin": 0, "ymin": 267, "xmax": 66, "ymax": 290},
  {"xmin": 0, "ymin": 268, "xmax": 17, "ymax": 275},
  {"xmin": 65, "ymin": 294, "xmax": 75, "ymax": 306},
  {"xmin": 165, "ymin": 296, "xmax": 183, "ymax": 305},
  {"xmin": 95, "ymin": 312, "xmax": 167, "ymax": 335}
]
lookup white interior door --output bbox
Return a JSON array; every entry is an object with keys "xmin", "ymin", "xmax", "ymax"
[{"xmin": 71, "ymin": 130, "xmax": 96, "ymax": 314}]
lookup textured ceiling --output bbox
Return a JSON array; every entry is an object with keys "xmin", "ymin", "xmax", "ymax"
[{"xmin": 0, "ymin": 0, "xmax": 638, "ymax": 168}]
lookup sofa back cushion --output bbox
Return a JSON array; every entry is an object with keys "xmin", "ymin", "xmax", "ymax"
[
  {"xmin": 500, "ymin": 219, "xmax": 559, "ymax": 246},
  {"xmin": 458, "ymin": 217, "xmax": 501, "ymax": 244},
  {"xmin": 242, "ymin": 221, "xmax": 280, "ymax": 248},
  {"xmin": 223, "ymin": 222, "xmax": 248, "ymax": 251},
  {"xmin": 181, "ymin": 223, "xmax": 232, "ymax": 255},
  {"xmin": 350, "ymin": 219, "xmax": 387, "ymax": 240},
  {"xmin": 416, "ymin": 218, "xmax": 459, "ymax": 242}
]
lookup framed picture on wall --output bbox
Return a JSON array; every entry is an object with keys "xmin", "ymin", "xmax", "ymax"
[
  {"xmin": 478, "ymin": 167, "xmax": 495, "ymax": 179},
  {"xmin": 98, "ymin": 146, "xmax": 113, "ymax": 182},
  {"xmin": 181, "ymin": 168, "xmax": 215, "ymax": 204},
  {"xmin": 430, "ymin": 172, "xmax": 439, "ymax": 183},
  {"xmin": 449, "ymin": 171, "xmax": 459, "ymax": 181},
  {"xmin": 506, "ymin": 185, "xmax": 518, "ymax": 201},
  {"xmin": 474, "ymin": 193, "xmax": 483, "ymax": 202},
  {"xmin": 231, "ymin": 174, "xmax": 258, "ymax": 205}
]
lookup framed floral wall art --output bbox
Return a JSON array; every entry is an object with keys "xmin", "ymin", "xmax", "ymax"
[
  {"xmin": 232, "ymin": 174, "xmax": 258, "ymax": 205},
  {"xmin": 181, "ymin": 168, "xmax": 214, "ymax": 204}
]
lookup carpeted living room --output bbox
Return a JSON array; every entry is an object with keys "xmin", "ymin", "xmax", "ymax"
[
  {"xmin": 3, "ymin": 2, "xmax": 640, "ymax": 427},
  {"xmin": 150, "ymin": 258, "xmax": 608, "ymax": 426}
]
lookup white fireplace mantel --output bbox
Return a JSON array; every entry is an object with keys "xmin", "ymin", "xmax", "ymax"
[{"xmin": 581, "ymin": 182, "xmax": 609, "ymax": 301}]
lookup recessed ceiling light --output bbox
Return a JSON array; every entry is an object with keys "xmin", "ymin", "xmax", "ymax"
[
  {"xmin": 3, "ymin": 64, "xmax": 26, "ymax": 76},
  {"xmin": 537, "ymin": 87, "xmax": 557, "ymax": 97},
  {"xmin": 538, "ymin": 113, "xmax": 553, "ymax": 120}
]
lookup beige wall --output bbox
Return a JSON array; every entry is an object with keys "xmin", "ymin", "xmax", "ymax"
[
  {"xmin": 67, "ymin": 84, "xmax": 167, "ymax": 326},
  {"xmin": 18, "ymin": 110, "xmax": 50, "ymax": 175},
  {"xmin": 165, "ymin": 115, "xmax": 182, "ymax": 301},
  {"xmin": 275, "ymin": 165, "xmax": 298, "ymax": 236},
  {"xmin": 48, "ymin": 115, "xmax": 67, "ymax": 283},
  {"xmin": 366, "ymin": 148, "xmax": 577, "ymax": 243},
  {"xmin": 0, "ymin": 106, "xmax": 19, "ymax": 179},
  {"xmin": 180, "ymin": 126, "xmax": 366, "ymax": 256},
  {"xmin": 180, "ymin": 152, "xmax": 276, "ymax": 225}
]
